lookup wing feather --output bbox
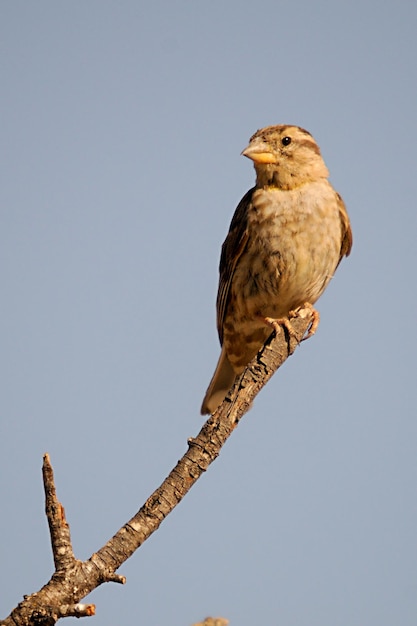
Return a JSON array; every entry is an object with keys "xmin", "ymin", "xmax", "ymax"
[
  {"xmin": 337, "ymin": 192, "xmax": 353, "ymax": 265},
  {"xmin": 216, "ymin": 188, "xmax": 253, "ymax": 343}
]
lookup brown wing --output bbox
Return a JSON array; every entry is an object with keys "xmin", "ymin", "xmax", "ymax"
[
  {"xmin": 216, "ymin": 188, "xmax": 254, "ymax": 344},
  {"xmin": 336, "ymin": 192, "xmax": 353, "ymax": 266}
]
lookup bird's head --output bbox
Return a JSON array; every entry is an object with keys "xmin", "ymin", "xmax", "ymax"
[{"xmin": 242, "ymin": 125, "xmax": 329, "ymax": 190}]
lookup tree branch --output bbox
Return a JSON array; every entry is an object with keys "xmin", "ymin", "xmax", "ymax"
[
  {"xmin": 42, "ymin": 454, "xmax": 75, "ymax": 572},
  {"xmin": 1, "ymin": 309, "xmax": 312, "ymax": 626}
]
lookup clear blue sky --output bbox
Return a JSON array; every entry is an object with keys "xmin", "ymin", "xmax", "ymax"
[{"xmin": 1, "ymin": 2, "xmax": 416, "ymax": 625}]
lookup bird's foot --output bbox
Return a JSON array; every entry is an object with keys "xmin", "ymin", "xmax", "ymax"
[
  {"xmin": 262, "ymin": 303, "xmax": 320, "ymax": 343},
  {"xmin": 289, "ymin": 302, "xmax": 320, "ymax": 340},
  {"xmin": 262, "ymin": 315, "xmax": 296, "ymax": 338}
]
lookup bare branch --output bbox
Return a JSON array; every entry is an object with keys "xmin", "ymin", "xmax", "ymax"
[
  {"xmin": 29, "ymin": 604, "xmax": 95, "ymax": 625},
  {"xmin": 1, "ymin": 309, "xmax": 312, "ymax": 625},
  {"xmin": 43, "ymin": 453, "xmax": 75, "ymax": 571},
  {"xmin": 94, "ymin": 308, "xmax": 311, "ymax": 573}
]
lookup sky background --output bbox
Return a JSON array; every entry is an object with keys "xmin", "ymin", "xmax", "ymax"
[{"xmin": 1, "ymin": 2, "xmax": 416, "ymax": 625}]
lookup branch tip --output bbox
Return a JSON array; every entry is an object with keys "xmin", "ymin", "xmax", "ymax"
[
  {"xmin": 42, "ymin": 452, "xmax": 75, "ymax": 570},
  {"xmin": 106, "ymin": 573, "xmax": 126, "ymax": 585},
  {"xmin": 57, "ymin": 603, "xmax": 96, "ymax": 618}
]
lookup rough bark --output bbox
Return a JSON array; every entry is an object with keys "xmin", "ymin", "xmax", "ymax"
[{"xmin": 1, "ymin": 309, "xmax": 312, "ymax": 626}]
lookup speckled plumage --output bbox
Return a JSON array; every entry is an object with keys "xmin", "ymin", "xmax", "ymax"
[{"xmin": 201, "ymin": 125, "xmax": 352, "ymax": 415}]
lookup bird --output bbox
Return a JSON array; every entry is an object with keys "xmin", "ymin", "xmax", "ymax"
[{"xmin": 201, "ymin": 124, "xmax": 352, "ymax": 415}]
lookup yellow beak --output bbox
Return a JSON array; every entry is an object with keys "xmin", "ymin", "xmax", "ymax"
[{"xmin": 241, "ymin": 141, "xmax": 276, "ymax": 164}]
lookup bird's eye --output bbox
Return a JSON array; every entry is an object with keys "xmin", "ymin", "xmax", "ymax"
[{"xmin": 281, "ymin": 136, "xmax": 292, "ymax": 146}]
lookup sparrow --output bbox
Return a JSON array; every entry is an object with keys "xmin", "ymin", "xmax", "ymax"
[{"xmin": 201, "ymin": 125, "xmax": 352, "ymax": 415}]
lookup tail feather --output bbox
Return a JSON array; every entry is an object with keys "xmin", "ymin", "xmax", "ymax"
[{"xmin": 200, "ymin": 347, "xmax": 236, "ymax": 415}]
